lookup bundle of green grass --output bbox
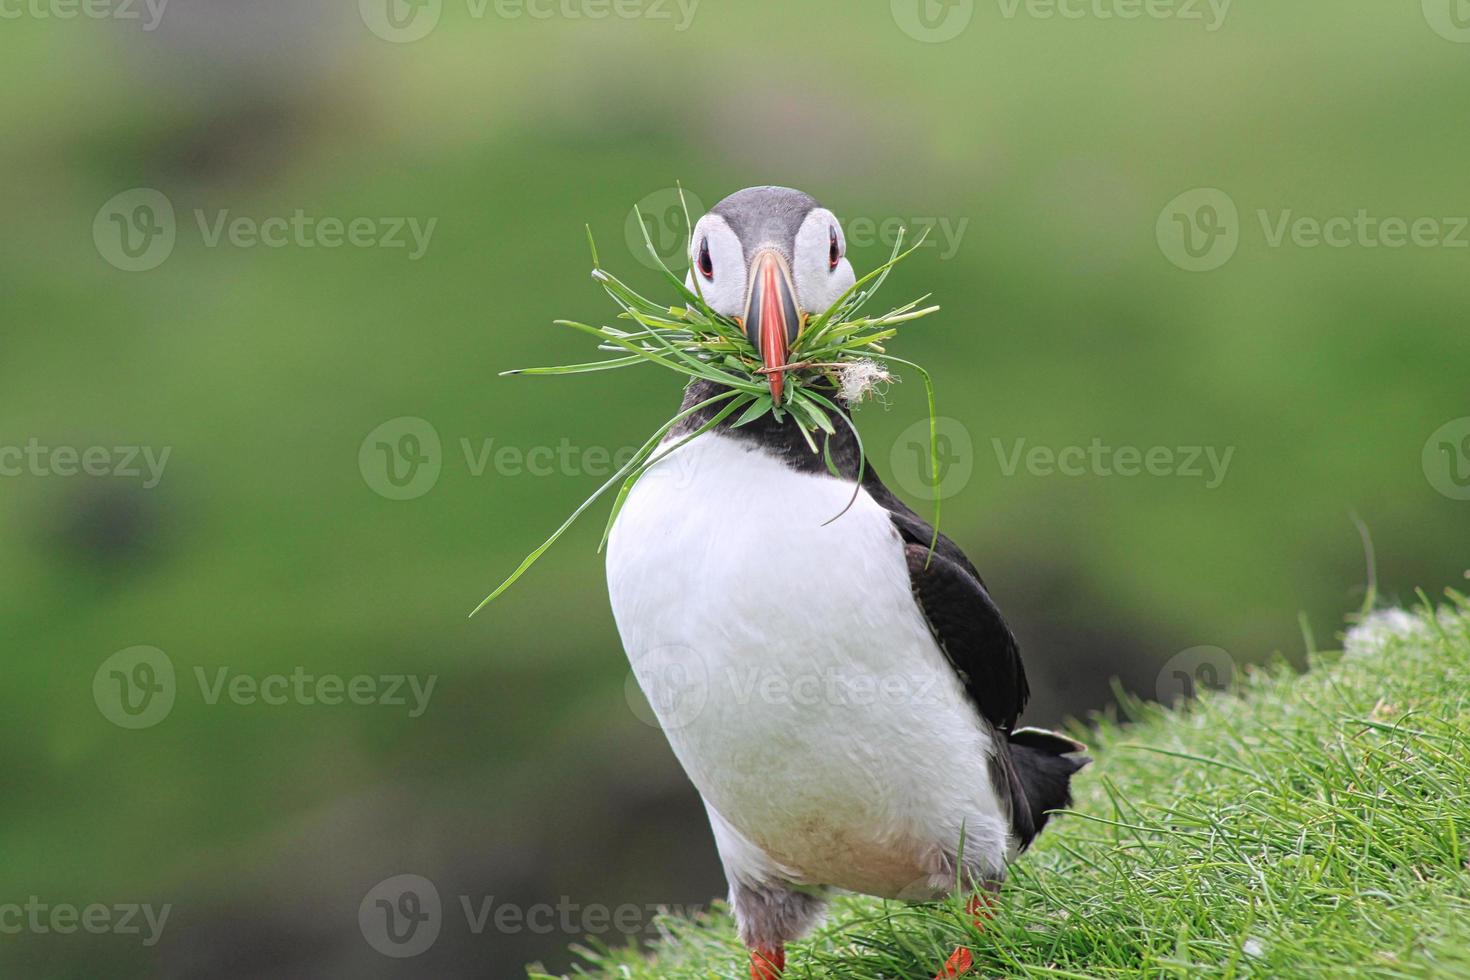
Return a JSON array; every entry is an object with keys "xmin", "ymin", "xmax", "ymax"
[
  {"xmin": 475, "ymin": 197, "xmax": 940, "ymax": 612},
  {"xmin": 540, "ymin": 597, "xmax": 1470, "ymax": 978}
]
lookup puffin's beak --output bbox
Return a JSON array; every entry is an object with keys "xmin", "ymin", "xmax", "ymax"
[{"xmin": 741, "ymin": 249, "xmax": 802, "ymax": 405}]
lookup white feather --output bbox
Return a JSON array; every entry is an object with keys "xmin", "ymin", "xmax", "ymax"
[
  {"xmin": 607, "ymin": 432, "xmax": 1012, "ymax": 900},
  {"xmin": 684, "ymin": 213, "xmax": 747, "ymax": 317},
  {"xmin": 791, "ymin": 207, "xmax": 855, "ymax": 314}
]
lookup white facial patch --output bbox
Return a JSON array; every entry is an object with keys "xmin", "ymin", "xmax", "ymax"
[
  {"xmin": 685, "ymin": 213, "xmax": 747, "ymax": 318},
  {"xmin": 791, "ymin": 208, "xmax": 856, "ymax": 316}
]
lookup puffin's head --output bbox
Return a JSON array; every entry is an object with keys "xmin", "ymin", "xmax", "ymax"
[{"xmin": 686, "ymin": 186, "xmax": 856, "ymax": 403}]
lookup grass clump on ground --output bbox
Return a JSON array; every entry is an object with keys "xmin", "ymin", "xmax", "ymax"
[{"xmin": 549, "ymin": 597, "xmax": 1470, "ymax": 979}]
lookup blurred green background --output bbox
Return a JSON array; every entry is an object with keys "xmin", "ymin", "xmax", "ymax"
[{"xmin": 3, "ymin": 0, "xmax": 1468, "ymax": 976}]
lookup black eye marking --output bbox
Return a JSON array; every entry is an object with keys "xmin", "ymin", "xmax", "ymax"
[
  {"xmin": 829, "ymin": 226, "xmax": 841, "ymax": 270},
  {"xmin": 698, "ymin": 237, "xmax": 714, "ymax": 280}
]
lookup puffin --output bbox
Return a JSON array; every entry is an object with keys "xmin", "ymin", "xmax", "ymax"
[{"xmin": 606, "ymin": 186, "xmax": 1089, "ymax": 979}]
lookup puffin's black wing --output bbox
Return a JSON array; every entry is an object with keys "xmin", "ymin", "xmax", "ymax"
[
  {"xmin": 864, "ymin": 472, "xmax": 1092, "ymax": 849},
  {"xmin": 862, "ymin": 474, "xmax": 1029, "ymax": 731}
]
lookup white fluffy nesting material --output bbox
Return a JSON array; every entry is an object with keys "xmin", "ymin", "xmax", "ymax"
[
  {"xmin": 1344, "ymin": 608, "xmax": 1429, "ymax": 659},
  {"xmin": 837, "ymin": 359, "xmax": 893, "ymax": 404}
]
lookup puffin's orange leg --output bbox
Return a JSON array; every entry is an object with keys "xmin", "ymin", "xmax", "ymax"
[
  {"xmin": 933, "ymin": 894, "xmax": 995, "ymax": 979},
  {"xmin": 936, "ymin": 946, "xmax": 974, "ymax": 977},
  {"xmin": 750, "ymin": 944, "xmax": 785, "ymax": 980}
]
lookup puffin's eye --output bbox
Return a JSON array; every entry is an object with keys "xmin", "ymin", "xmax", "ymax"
[
  {"xmin": 828, "ymin": 227, "xmax": 841, "ymax": 270},
  {"xmin": 698, "ymin": 237, "xmax": 714, "ymax": 280}
]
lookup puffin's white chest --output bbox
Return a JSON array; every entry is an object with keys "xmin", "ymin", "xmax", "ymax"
[{"xmin": 606, "ymin": 432, "xmax": 1010, "ymax": 898}]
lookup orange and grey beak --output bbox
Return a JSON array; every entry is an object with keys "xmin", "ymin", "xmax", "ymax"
[{"xmin": 741, "ymin": 249, "xmax": 803, "ymax": 405}]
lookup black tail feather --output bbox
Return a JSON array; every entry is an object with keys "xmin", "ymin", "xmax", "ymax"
[{"xmin": 1005, "ymin": 727, "xmax": 1090, "ymax": 848}]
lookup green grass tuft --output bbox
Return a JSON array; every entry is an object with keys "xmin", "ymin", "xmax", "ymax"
[{"xmin": 544, "ymin": 596, "xmax": 1470, "ymax": 979}]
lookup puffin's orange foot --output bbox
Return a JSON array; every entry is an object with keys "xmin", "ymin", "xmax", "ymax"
[
  {"xmin": 749, "ymin": 944, "xmax": 785, "ymax": 980},
  {"xmin": 934, "ymin": 945, "xmax": 974, "ymax": 977},
  {"xmin": 932, "ymin": 893, "xmax": 995, "ymax": 979}
]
